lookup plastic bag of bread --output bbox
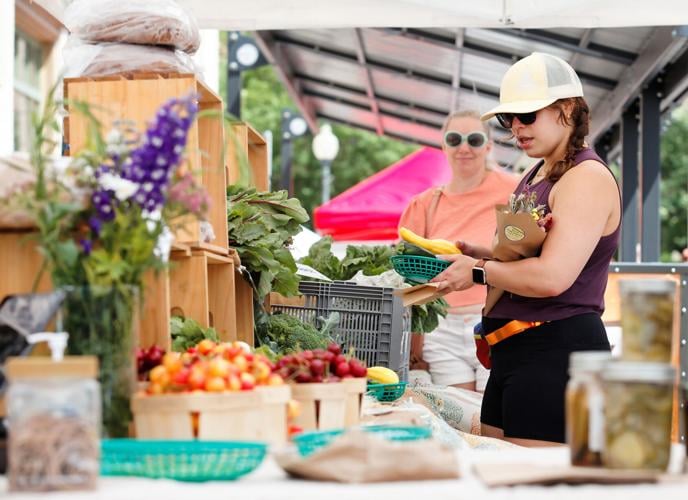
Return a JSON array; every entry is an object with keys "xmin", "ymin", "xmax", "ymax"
[
  {"xmin": 63, "ymin": 40, "xmax": 199, "ymax": 78},
  {"xmin": 64, "ymin": 0, "xmax": 200, "ymax": 54}
]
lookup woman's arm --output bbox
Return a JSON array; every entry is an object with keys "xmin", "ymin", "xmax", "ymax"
[
  {"xmin": 433, "ymin": 161, "xmax": 619, "ymax": 297},
  {"xmin": 456, "ymin": 240, "xmax": 494, "ymax": 260}
]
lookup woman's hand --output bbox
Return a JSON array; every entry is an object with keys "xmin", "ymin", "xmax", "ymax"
[{"xmin": 431, "ymin": 254, "xmax": 478, "ymax": 292}]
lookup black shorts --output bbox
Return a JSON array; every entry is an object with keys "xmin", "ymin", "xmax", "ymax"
[{"xmin": 480, "ymin": 313, "xmax": 610, "ymax": 443}]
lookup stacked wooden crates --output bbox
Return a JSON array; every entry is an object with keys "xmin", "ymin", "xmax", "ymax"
[{"xmin": 63, "ymin": 73, "xmax": 267, "ymax": 350}]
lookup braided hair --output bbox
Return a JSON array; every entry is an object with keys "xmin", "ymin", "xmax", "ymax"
[{"xmin": 546, "ymin": 97, "xmax": 590, "ymax": 183}]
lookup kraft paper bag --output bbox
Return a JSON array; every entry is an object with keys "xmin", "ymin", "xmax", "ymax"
[
  {"xmin": 393, "ymin": 283, "xmax": 446, "ymax": 307},
  {"xmin": 484, "ymin": 205, "xmax": 548, "ymax": 315},
  {"xmin": 275, "ymin": 429, "xmax": 460, "ymax": 483},
  {"xmin": 473, "ymin": 463, "xmax": 688, "ymax": 487}
]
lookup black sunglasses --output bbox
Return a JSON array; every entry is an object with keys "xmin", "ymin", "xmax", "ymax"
[
  {"xmin": 496, "ymin": 111, "xmax": 538, "ymax": 129},
  {"xmin": 443, "ymin": 131, "xmax": 488, "ymax": 149}
]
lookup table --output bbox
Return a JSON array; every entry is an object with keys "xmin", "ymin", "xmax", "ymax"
[{"xmin": 2, "ymin": 445, "xmax": 687, "ymax": 499}]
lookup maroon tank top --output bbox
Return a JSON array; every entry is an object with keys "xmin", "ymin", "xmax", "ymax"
[{"xmin": 487, "ymin": 148, "xmax": 621, "ymax": 321}]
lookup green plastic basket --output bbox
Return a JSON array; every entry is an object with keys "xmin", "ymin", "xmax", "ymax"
[
  {"xmin": 293, "ymin": 425, "xmax": 432, "ymax": 457},
  {"xmin": 367, "ymin": 382, "xmax": 408, "ymax": 402},
  {"xmin": 101, "ymin": 439, "xmax": 267, "ymax": 482},
  {"xmin": 390, "ymin": 255, "xmax": 450, "ymax": 284}
]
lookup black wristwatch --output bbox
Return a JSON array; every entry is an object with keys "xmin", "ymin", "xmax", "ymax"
[{"xmin": 472, "ymin": 259, "xmax": 488, "ymax": 285}]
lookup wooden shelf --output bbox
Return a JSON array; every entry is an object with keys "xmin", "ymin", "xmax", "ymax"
[
  {"xmin": 64, "ymin": 74, "xmax": 229, "ymax": 250},
  {"xmin": 227, "ymin": 122, "xmax": 269, "ymax": 191}
]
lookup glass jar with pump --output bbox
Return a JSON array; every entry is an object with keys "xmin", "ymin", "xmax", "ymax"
[
  {"xmin": 602, "ymin": 361, "xmax": 674, "ymax": 470},
  {"xmin": 566, "ymin": 351, "xmax": 612, "ymax": 466},
  {"xmin": 5, "ymin": 332, "xmax": 100, "ymax": 492}
]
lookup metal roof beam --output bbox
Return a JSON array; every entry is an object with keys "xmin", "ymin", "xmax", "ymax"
[
  {"xmin": 450, "ymin": 28, "xmax": 465, "ymax": 112},
  {"xmin": 305, "ymin": 90, "xmax": 516, "ymax": 149},
  {"xmin": 660, "ymin": 41, "xmax": 688, "ymax": 112},
  {"xmin": 376, "ymin": 28, "xmax": 618, "ymax": 90},
  {"xmin": 253, "ymin": 31, "xmax": 319, "ymax": 133},
  {"xmin": 272, "ymin": 33, "xmax": 501, "ymax": 100},
  {"xmin": 589, "ymin": 27, "xmax": 688, "ymax": 142},
  {"xmin": 491, "ymin": 28, "xmax": 637, "ymax": 65},
  {"xmin": 569, "ymin": 28, "xmax": 594, "ymax": 68},
  {"xmin": 352, "ymin": 28, "xmax": 384, "ymax": 135}
]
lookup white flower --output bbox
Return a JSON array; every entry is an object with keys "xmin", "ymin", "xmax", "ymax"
[
  {"xmin": 99, "ymin": 173, "xmax": 139, "ymax": 201},
  {"xmin": 153, "ymin": 225, "xmax": 174, "ymax": 263}
]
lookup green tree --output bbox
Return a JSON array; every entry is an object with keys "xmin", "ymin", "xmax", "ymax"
[
  {"xmin": 660, "ymin": 111, "xmax": 688, "ymax": 260},
  {"xmin": 220, "ymin": 42, "xmax": 417, "ymax": 224}
]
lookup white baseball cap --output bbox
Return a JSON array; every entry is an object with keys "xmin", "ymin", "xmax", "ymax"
[{"xmin": 481, "ymin": 52, "xmax": 584, "ymax": 121}]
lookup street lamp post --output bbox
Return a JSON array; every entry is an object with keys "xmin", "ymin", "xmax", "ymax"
[
  {"xmin": 280, "ymin": 109, "xmax": 308, "ymax": 195},
  {"xmin": 312, "ymin": 124, "xmax": 340, "ymax": 204}
]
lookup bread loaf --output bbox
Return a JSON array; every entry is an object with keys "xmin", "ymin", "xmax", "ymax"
[{"xmin": 64, "ymin": 0, "xmax": 200, "ymax": 54}]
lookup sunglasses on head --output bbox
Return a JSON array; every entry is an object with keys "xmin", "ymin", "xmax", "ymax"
[
  {"xmin": 495, "ymin": 111, "xmax": 538, "ymax": 129},
  {"xmin": 443, "ymin": 131, "xmax": 488, "ymax": 149}
]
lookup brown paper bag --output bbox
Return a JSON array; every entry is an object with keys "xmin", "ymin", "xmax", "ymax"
[
  {"xmin": 473, "ymin": 462, "xmax": 688, "ymax": 487},
  {"xmin": 484, "ymin": 205, "xmax": 548, "ymax": 315},
  {"xmin": 393, "ymin": 283, "xmax": 446, "ymax": 307},
  {"xmin": 275, "ymin": 430, "xmax": 460, "ymax": 483}
]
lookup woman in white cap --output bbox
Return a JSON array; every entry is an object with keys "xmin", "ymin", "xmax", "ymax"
[{"xmin": 432, "ymin": 52, "xmax": 620, "ymax": 446}]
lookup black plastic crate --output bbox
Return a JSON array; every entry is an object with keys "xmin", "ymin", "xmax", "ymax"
[{"xmin": 270, "ymin": 281, "xmax": 411, "ymax": 381}]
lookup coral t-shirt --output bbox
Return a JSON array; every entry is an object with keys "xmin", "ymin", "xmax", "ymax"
[{"xmin": 398, "ymin": 169, "xmax": 518, "ymax": 307}]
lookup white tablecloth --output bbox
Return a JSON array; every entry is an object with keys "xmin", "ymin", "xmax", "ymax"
[{"xmin": 2, "ymin": 445, "xmax": 687, "ymax": 500}]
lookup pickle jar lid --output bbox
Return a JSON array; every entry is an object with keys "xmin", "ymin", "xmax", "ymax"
[
  {"xmin": 602, "ymin": 361, "xmax": 675, "ymax": 384},
  {"xmin": 569, "ymin": 351, "xmax": 613, "ymax": 374}
]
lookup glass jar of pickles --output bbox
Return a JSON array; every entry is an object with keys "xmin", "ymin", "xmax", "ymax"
[
  {"xmin": 619, "ymin": 279, "xmax": 675, "ymax": 362},
  {"xmin": 566, "ymin": 351, "xmax": 612, "ymax": 466},
  {"xmin": 602, "ymin": 361, "xmax": 675, "ymax": 470}
]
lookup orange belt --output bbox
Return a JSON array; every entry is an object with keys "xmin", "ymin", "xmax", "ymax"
[{"xmin": 480, "ymin": 320, "xmax": 545, "ymax": 346}]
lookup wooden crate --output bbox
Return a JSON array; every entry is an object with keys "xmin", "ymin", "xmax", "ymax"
[
  {"xmin": 227, "ymin": 122, "xmax": 269, "ymax": 191},
  {"xmin": 290, "ymin": 380, "xmax": 367, "ymax": 431},
  {"xmin": 64, "ymin": 74, "xmax": 229, "ymax": 252},
  {"xmin": 131, "ymin": 385, "xmax": 290, "ymax": 444},
  {"xmin": 343, "ymin": 378, "xmax": 367, "ymax": 427},
  {"xmin": 139, "ymin": 244, "xmax": 240, "ymax": 350},
  {"xmin": 0, "ymin": 232, "xmax": 52, "ymax": 300}
]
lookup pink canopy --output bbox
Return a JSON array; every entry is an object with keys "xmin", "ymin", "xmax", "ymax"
[{"xmin": 313, "ymin": 147, "xmax": 451, "ymax": 241}]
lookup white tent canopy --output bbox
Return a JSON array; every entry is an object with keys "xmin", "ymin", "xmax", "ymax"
[{"xmin": 33, "ymin": 0, "xmax": 688, "ymax": 30}]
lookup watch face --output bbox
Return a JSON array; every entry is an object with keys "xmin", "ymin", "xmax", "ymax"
[{"xmin": 472, "ymin": 267, "xmax": 486, "ymax": 285}]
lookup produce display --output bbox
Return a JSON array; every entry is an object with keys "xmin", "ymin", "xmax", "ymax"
[
  {"xmin": 299, "ymin": 236, "xmax": 448, "ymax": 333},
  {"xmin": 603, "ymin": 381, "xmax": 673, "ymax": 470},
  {"xmin": 227, "ymin": 186, "xmax": 309, "ymax": 300},
  {"xmin": 170, "ymin": 316, "xmax": 220, "ymax": 352},
  {"xmin": 255, "ymin": 312, "xmax": 339, "ymax": 355},
  {"xmin": 144, "ymin": 340, "xmax": 282, "ymax": 394},
  {"xmin": 274, "ymin": 343, "xmax": 367, "ymax": 384}
]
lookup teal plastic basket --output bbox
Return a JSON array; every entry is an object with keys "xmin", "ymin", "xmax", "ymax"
[
  {"xmin": 367, "ymin": 382, "xmax": 408, "ymax": 402},
  {"xmin": 101, "ymin": 439, "xmax": 267, "ymax": 482},
  {"xmin": 293, "ymin": 425, "xmax": 432, "ymax": 457},
  {"xmin": 390, "ymin": 255, "xmax": 450, "ymax": 284}
]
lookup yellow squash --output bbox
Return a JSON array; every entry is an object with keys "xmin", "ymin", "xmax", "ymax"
[
  {"xmin": 367, "ymin": 366, "xmax": 400, "ymax": 384},
  {"xmin": 399, "ymin": 227, "xmax": 461, "ymax": 255}
]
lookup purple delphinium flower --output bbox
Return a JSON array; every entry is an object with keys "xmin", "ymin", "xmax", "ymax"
[
  {"xmin": 122, "ymin": 94, "xmax": 199, "ymax": 212},
  {"xmin": 91, "ymin": 190, "xmax": 115, "ymax": 221},
  {"xmin": 88, "ymin": 215, "xmax": 103, "ymax": 236},
  {"xmin": 80, "ymin": 238, "xmax": 93, "ymax": 255}
]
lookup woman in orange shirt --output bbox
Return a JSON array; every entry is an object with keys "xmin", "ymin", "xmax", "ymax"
[{"xmin": 399, "ymin": 110, "xmax": 517, "ymax": 391}]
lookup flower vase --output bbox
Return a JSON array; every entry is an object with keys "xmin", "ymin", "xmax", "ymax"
[{"xmin": 57, "ymin": 285, "xmax": 139, "ymax": 438}]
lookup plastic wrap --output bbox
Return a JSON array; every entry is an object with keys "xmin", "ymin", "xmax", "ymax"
[
  {"xmin": 63, "ymin": 40, "xmax": 199, "ymax": 78},
  {"xmin": 64, "ymin": 0, "xmax": 200, "ymax": 54}
]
